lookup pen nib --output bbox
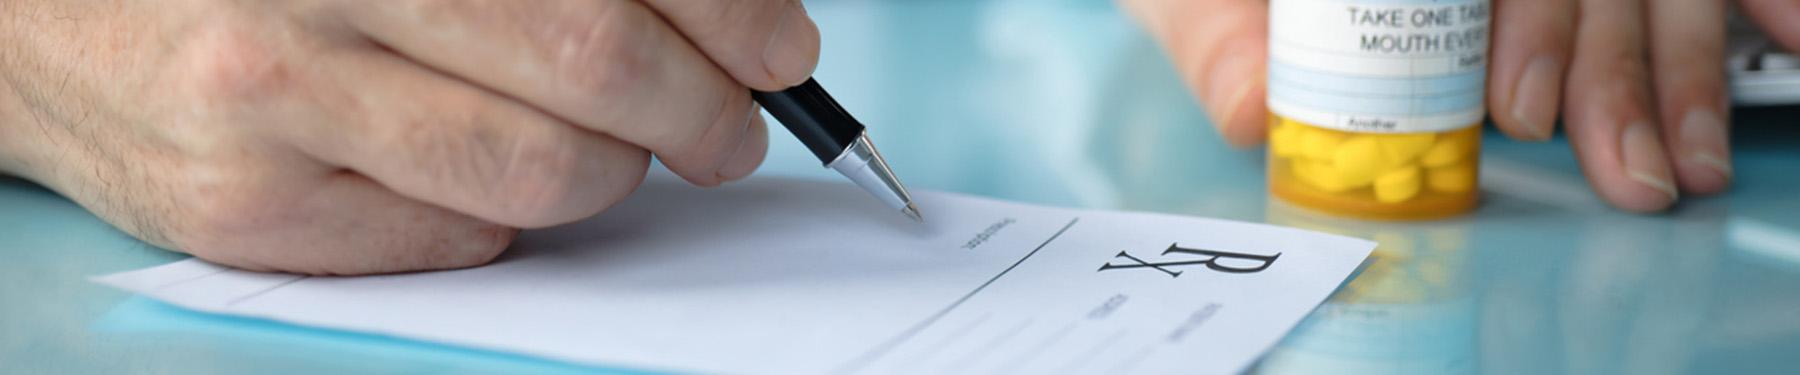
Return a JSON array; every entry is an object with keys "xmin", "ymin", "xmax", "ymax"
[{"xmin": 902, "ymin": 204, "xmax": 924, "ymax": 223}]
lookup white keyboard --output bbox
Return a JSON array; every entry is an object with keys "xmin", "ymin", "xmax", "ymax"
[{"xmin": 1730, "ymin": 20, "xmax": 1800, "ymax": 106}]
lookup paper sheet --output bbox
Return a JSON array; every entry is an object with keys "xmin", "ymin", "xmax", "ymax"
[{"xmin": 96, "ymin": 175, "xmax": 1373, "ymax": 375}]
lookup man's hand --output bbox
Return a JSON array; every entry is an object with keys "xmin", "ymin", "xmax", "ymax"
[
  {"xmin": 1123, "ymin": 0, "xmax": 1800, "ymax": 212},
  {"xmin": 0, "ymin": 0, "xmax": 819, "ymax": 275}
]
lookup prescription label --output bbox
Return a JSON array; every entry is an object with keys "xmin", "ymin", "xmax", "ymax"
[{"xmin": 1267, "ymin": 0, "xmax": 1490, "ymax": 133}]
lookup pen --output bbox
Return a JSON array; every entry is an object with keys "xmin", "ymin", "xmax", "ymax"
[{"xmin": 752, "ymin": 78, "xmax": 922, "ymax": 222}]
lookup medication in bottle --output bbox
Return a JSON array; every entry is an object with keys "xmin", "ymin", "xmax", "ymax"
[{"xmin": 1266, "ymin": 0, "xmax": 1490, "ymax": 220}]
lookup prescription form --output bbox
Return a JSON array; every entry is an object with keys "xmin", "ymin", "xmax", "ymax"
[{"xmin": 96, "ymin": 175, "xmax": 1374, "ymax": 375}]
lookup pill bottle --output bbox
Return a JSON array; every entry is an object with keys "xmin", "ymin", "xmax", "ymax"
[{"xmin": 1265, "ymin": 0, "xmax": 1490, "ymax": 220}]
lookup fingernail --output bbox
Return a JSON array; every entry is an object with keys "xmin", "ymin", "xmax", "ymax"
[
  {"xmin": 1216, "ymin": 78, "xmax": 1257, "ymax": 138},
  {"xmin": 1511, "ymin": 57, "xmax": 1561, "ymax": 140},
  {"xmin": 1209, "ymin": 53, "xmax": 1263, "ymax": 146},
  {"xmin": 1678, "ymin": 109, "xmax": 1732, "ymax": 179},
  {"xmin": 763, "ymin": 4, "xmax": 819, "ymax": 87},
  {"xmin": 1621, "ymin": 122, "xmax": 1679, "ymax": 200}
]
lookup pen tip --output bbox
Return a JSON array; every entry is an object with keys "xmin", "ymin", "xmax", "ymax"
[{"xmin": 902, "ymin": 204, "xmax": 924, "ymax": 223}]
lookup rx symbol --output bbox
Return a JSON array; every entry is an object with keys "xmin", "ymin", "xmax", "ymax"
[{"xmin": 1097, "ymin": 243, "xmax": 1282, "ymax": 278}]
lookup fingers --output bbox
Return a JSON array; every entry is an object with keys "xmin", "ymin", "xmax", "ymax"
[
  {"xmin": 718, "ymin": 110, "xmax": 770, "ymax": 182},
  {"xmin": 1563, "ymin": 0, "xmax": 1679, "ymax": 212},
  {"xmin": 181, "ymin": 171, "xmax": 519, "ymax": 276},
  {"xmin": 640, "ymin": 0, "xmax": 821, "ymax": 90},
  {"xmin": 1738, "ymin": 0, "xmax": 1800, "ymax": 51},
  {"xmin": 282, "ymin": 49, "xmax": 652, "ymax": 229},
  {"xmin": 1648, "ymin": 0, "xmax": 1732, "ymax": 194},
  {"xmin": 341, "ymin": 0, "xmax": 761, "ymax": 187},
  {"xmin": 1488, "ymin": 0, "xmax": 1576, "ymax": 141},
  {"xmin": 1118, "ymin": 0, "xmax": 1269, "ymax": 147}
]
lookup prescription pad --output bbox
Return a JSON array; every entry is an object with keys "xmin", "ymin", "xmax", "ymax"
[{"xmin": 96, "ymin": 174, "xmax": 1374, "ymax": 375}]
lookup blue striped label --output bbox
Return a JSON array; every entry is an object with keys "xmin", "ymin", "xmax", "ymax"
[{"xmin": 1268, "ymin": 0, "xmax": 1490, "ymax": 133}]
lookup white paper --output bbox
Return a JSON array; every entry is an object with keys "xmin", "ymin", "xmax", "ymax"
[{"xmin": 96, "ymin": 175, "xmax": 1373, "ymax": 375}]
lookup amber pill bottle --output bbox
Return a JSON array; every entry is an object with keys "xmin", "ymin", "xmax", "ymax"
[{"xmin": 1266, "ymin": 0, "xmax": 1490, "ymax": 220}]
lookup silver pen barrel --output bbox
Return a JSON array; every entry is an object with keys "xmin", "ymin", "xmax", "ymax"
[
  {"xmin": 753, "ymin": 78, "xmax": 921, "ymax": 222},
  {"xmin": 827, "ymin": 133, "xmax": 922, "ymax": 222}
]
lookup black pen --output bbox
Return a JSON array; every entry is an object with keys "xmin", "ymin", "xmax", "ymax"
[{"xmin": 752, "ymin": 78, "xmax": 922, "ymax": 222}]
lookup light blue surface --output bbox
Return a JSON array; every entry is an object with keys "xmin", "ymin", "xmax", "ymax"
[{"xmin": 5, "ymin": 1, "xmax": 1800, "ymax": 373}]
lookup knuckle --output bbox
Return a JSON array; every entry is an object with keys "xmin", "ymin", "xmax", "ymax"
[
  {"xmin": 685, "ymin": 1, "xmax": 783, "ymax": 45},
  {"xmin": 179, "ymin": 21, "xmax": 297, "ymax": 104},
  {"xmin": 1602, "ymin": 59, "xmax": 1652, "ymax": 100},
  {"xmin": 377, "ymin": 96, "xmax": 593, "ymax": 227},
  {"xmin": 1572, "ymin": 51, "xmax": 1650, "ymax": 98},
  {"xmin": 380, "ymin": 95, "xmax": 511, "ymax": 197},
  {"xmin": 1609, "ymin": 51, "xmax": 1652, "ymax": 79},
  {"xmin": 544, "ymin": 3, "xmax": 654, "ymax": 100},
  {"xmin": 680, "ymin": 2, "xmax": 738, "ymax": 38},
  {"xmin": 489, "ymin": 125, "xmax": 587, "ymax": 226}
]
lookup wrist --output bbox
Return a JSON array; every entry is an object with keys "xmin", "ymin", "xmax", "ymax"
[
  {"xmin": 0, "ymin": 3, "xmax": 35, "ymax": 178},
  {"xmin": 0, "ymin": 0, "xmax": 96, "ymax": 182},
  {"xmin": 0, "ymin": 47, "xmax": 62, "ymax": 183},
  {"xmin": 0, "ymin": 67, "xmax": 19, "ymax": 171},
  {"xmin": 0, "ymin": 79, "xmax": 35, "ymax": 179}
]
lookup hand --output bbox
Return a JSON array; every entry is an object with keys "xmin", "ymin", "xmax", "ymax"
[
  {"xmin": 0, "ymin": 0, "xmax": 820, "ymax": 275},
  {"xmin": 1122, "ymin": 0, "xmax": 1800, "ymax": 212}
]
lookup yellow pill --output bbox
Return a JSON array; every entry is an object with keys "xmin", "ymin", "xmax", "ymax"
[
  {"xmin": 1374, "ymin": 166, "xmax": 1423, "ymax": 203},
  {"xmin": 1288, "ymin": 159, "xmax": 1315, "ymax": 183},
  {"xmin": 1269, "ymin": 120, "xmax": 1303, "ymax": 158},
  {"xmin": 1427, "ymin": 162, "xmax": 1476, "ymax": 193},
  {"xmin": 1298, "ymin": 127, "xmax": 1347, "ymax": 160},
  {"xmin": 1294, "ymin": 160, "xmax": 1358, "ymax": 193},
  {"xmin": 1329, "ymin": 162, "xmax": 1379, "ymax": 192},
  {"xmin": 1421, "ymin": 136, "xmax": 1470, "ymax": 168},
  {"xmin": 1290, "ymin": 160, "xmax": 1332, "ymax": 192},
  {"xmin": 1331, "ymin": 136, "xmax": 1388, "ymax": 180},
  {"xmin": 1377, "ymin": 133, "xmax": 1436, "ymax": 164}
]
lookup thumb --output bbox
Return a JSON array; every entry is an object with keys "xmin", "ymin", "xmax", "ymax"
[
  {"xmin": 1739, "ymin": 0, "xmax": 1800, "ymax": 53},
  {"xmin": 1120, "ymin": 0, "xmax": 1271, "ymax": 147}
]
